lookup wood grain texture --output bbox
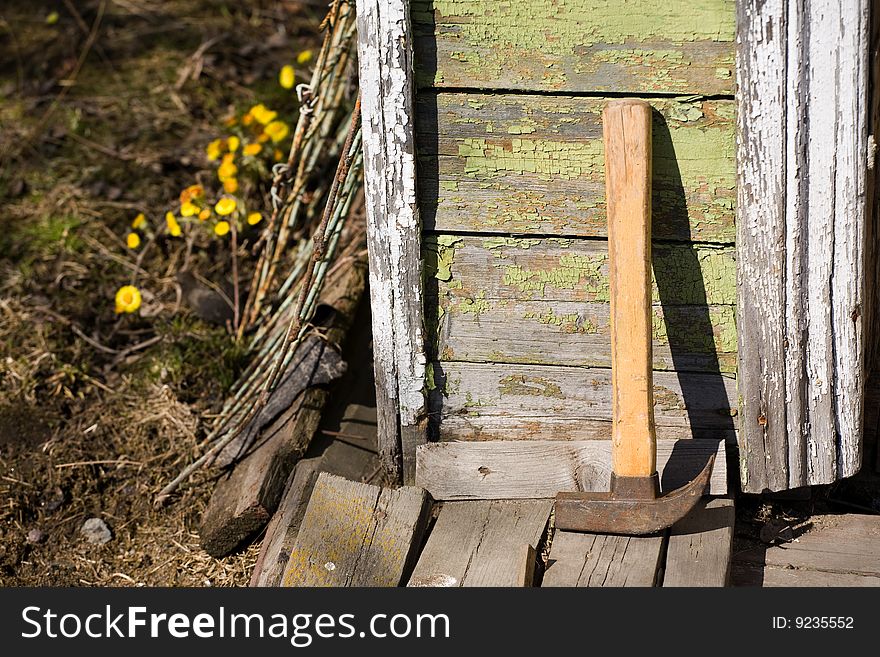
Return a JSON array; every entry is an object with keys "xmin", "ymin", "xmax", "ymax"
[
  {"xmin": 415, "ymin": 439, "xmax": 726, "ymax": 500},
  {"xmin": 736, "ymin": 0, "xmax": 868, "ymax": 492},
  {"xmin": 357, "ymin": 0, "xmax": 426, "ymax": 483},
  {"xmin": 663, "ymin": 497, "xmax": 734, "ymax": 587},
  {"xmin": 733, "ymin": 514, "xmax": 880, "ymax": 587},
  {"xmin": 411, "ymin": 0, "xmax": 735, "ymax": 95},
  {"xmin": 408, "ymin": 500, "xmax": 552, "ymax": 587},
  {"xmin": 416, "ymin": 94, "xmax": 735, "ymax": 243},
  {"xmin": 425, "ymin": 236, "xmax": 737, "ymax": 372},
  {"xmin": 430, "ymin": 361, "xmax": 737, "ymax": 443},
  {"xmin": 542, "ymin": 531, "xmax": 664, "ymax": 587},
  {"xmin": 604, "ymin": 99, "xmax": 656, "ymax": 478},
  {"xmin": 283, "ymin": 473, "xmax": 430, "ymax": 587}
]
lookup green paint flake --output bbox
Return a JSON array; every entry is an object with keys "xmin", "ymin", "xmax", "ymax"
[
  {"xmin": 523, "ymin": 308, "xmax": 597, "ymax": 334},
  {"xmin": 458, "ymin": 137, "xmax": 603, "ymax": 181},
  {"xmin": 666, "ymin": 100, "xmax": 704, "ymax": 123},
  {"xmin": 423, "ymin": 235, "xmax": 463, "ymax": 282},
  {"xmin": 483, "ymin": 236, "xmax": 542, "ymax": 250},
  {"xmin": 456, "ymin": 291, "xmax": 491, "ymax": 317},
  {"xmin": 715, "ymin": 67, "xmax": 732, "ymax": 79},
  {"xmin": 502, "ymin": 253, "xmax": 608, "ymax": 298},
  {"xmin": 425, "ymin": 363, "xmax": 436, "ymax": 391},
  {"xmin": 498, "ymin": 374, "xmax": 564, "ymax": 398}
]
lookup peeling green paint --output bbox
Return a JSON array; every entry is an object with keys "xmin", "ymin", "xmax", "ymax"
[
  {"xmin": 459, "ymin": 137, "xmax": 603, "ymax": 181},
  {"xmin": 501, "ymin": 253, "xmax": 608, "ymax": 298},
  {"xmin": 499, "ymin": 374, "xmax": 564, "ymax": 398},
  {"xmin": 423, "ymin": 235, "xmax": 463, "ymax": 282},
  {"xmin": 523, "ymin": 308, "xmax": 597, "ymax": 334},
  {"xmin": 425, "ymin": 362, "xmax": 436, "ymax": 391}
]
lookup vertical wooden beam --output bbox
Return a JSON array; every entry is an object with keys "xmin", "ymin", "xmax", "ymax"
[
  {"xmin": 356, "ymin": 0, "xmax": 426, "ymax": 483},
  {"xmin": 737, "ymin": 0, "xmax": 869, "ymax": 492}
]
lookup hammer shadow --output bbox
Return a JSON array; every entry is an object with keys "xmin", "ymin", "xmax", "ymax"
[{"xmin": 650, "ymin": 110, "xmax": 737, "ymax": 495}]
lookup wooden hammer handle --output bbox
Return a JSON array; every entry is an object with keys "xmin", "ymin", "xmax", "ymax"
[{"xmin": 603, "ymin": 100, "xmax": 656, "ymax": 478}]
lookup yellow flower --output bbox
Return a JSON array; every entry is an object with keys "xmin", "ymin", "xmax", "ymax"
[
  {"xmin": 264, "ymin": 120, "xmax": 289, "ymax": 143},
  {"xmin": 274, "ymin": 149, "xmax": 284, "ymax": 161},
  {"xmin": 180, "ymin": 201, "xmax": 199, "ymax": 217},
  {"xmin": 224, "ymin": 115, "xmax": 238, "ymax": 127},
  {"xmin": 279, "ymin": 64, "xmax": 295, "ymax": 89},
  {"xmin": 297, "ymin": 50, "xmax": 313, "ymax": 65},
  {"xmin": 242, "ymin": 112, "xmax": 254, "ymax": 126},
  {"xmin": 114, "ymin": 285, "xmax": 142, "ymax": 314},
  {"xmin": 126, "ymin": 232, "xmax": 141, "ymax": 249},
  {"xmin": 243, "ymin": 142, "xmax": 261, "ymax": 156},
  {"xmin": 46, "ymin": 11, "xmax": 59, "ymax": 25},
  {"xmin": 227, "ymin": 135, "xmax": 240, "ymax": 152},
  {"xmin": 214, "ymin": 221, "xmax": 230, "ymax": 237},
  {"xmin": 206, "ymin": 138, "xmax": 223, "ymax": 161},
  {"xmin": 215, "ymin": 197, "xmax": 237, "ymax": 216},
  {"xmin": 257, "ymin": 132, "xmax": 270, "ymax": 143},
  {"xmin": 249, "ymin": 103, "xmax": 277, "ymax": 125},
  {"xmin": 223, "ymin": 177, "xmax": 239, "ymax": 194},
  {"xmin": 166, "ymin": 211, "xmax": 182, "ymax": 237},
  {"xmin": 198, "ymin": 208, "xmax": 211, "ymax": 221},
  {"xmin": 247, "ymin": 212, "xmax": 262, "ymax": 226},
  {"xmin": 131, "ymin": 213, "xmax": 146, "ymax": 229},
  {"xmin": 180, "ymin": 184, "xmax": 204, "ymax": 204},
  {"xmin": 217, "ymin": 156, "xmax": 238, "ymax": 181}
]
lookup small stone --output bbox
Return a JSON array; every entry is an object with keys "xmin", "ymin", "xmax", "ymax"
[
  {"xmin": 324, "ymin": 562, "xmax": 336, "ymax": 572},
  {"xmin": 81, "ymin": 517, "xmax": 112, "ymax": 545},
  {"xmin": 27, "ymin": 529, "xmax": 47, "ymax": 544}
]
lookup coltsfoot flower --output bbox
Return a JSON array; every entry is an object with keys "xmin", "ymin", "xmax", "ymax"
[
  {"xmin": 114, "ymin": 285, "xmax": 142, "ymax": 314},
  {"xmin": 166, "ymin": 211, "xmax": 182, "ymax": 237},
  {"xmin": 214, "ymin": 220, "xmax": 230, "ymax": 236},
  {"xmin": 247, "ymin": 212, "xmax": 262, "ymax": 226},
  {"xmin": 126, "ymin": 232, "xmax": 141, "ymax": 249},
  {"xmin": 131, "ymin": 213, "xmax": 146, "ymax": 229},
  {"xmin": 279, "ymin": 65, "xmax": 295, "ymax": 89},
  {"xmin": 215, "ymin": 197, "xmax": 237, "ymax": 216},
  {"xmin": 264, "ymin": 120, "xmax": 289, "ymax": 143}
]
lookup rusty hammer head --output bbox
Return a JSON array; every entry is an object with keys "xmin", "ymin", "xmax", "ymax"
[{"xmin": 554, "ymin": 455, "xmax": 715, "ymax": 535}]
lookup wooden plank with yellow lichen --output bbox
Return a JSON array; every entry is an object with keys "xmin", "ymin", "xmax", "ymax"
[
  {"xmin": 429, "ymin": 361, "xmax": 737, "ymax": 443},
  {"xmin": 411, "ymin": 0, "xmax": 735, "ymax": 95},
  {"xmin": 417, "ymin": 94, "xmax": 735, "ymax": 243},
  {"xmin": 408, "ymin": 499, "xmax": 552, "ymax": 586},
  {"xmin": 282, "ymin": 473, "xmax": 430, "ymax": 587}
]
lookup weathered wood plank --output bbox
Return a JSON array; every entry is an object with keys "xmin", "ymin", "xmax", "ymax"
[
  {"xmin": 663, "ymin": 497, "xmax": 734, "ymax": 587},
  {"xmin": 430, "ymin": 361, "xmax": 737, "ymax": 442},
  {"xmin": 357, "ymin": 0, "xmax": 426, "ymax": 483},
  {"xmin": 408, "ymin": 500, "xmax": 551, "ymax": 587},
  {"xmin": 411, "ymin": 0, "xmax": 735, "ymax": 95},
  {"xmin": 736, "ymin": 0, "xmax": 868, "ymax": 492},
  {"xmin": 424, "ymin": 236, "xmax": 736, "ymax": 372},
  {"xmin": 283, "ymin": 473, "xmax": 430, "ymax": 587},
  {"xmin": 542, "ymin": 532, "xmax": 664, "ymax": 587},
  {"xmin": 199, "ymin": 388, "xmax": 327, "ymax": 558},
  {"xmin": 432, "ymin": 300, "xmax": 736, "ymax": 373},
  {"xmin": 416, "ymin": 94, "xmax": 735, "ymax": 243},
  {"xmin": 249, "ymin": 456, "xmax": 321, "ymax": 587},
  {"xmin": 415, "ymin": 439, "xmax": 726, "ymax": 500},
  {"xmin": 426, "ymin": 236, "xmax": 736, "ymax": 306},
  {"xmin": 734, "ymin": 514, "xmax": 880, "ymax": 587}
]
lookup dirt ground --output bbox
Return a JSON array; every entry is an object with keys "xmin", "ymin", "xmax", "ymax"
[{"xmin": 0, "ymin": 0, "xmax": 324, "ymax": 586}]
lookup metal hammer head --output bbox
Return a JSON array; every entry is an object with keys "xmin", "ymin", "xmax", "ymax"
[{"xmin": 554, "ymin": 454, "xmax": 715, "ymax": 535}]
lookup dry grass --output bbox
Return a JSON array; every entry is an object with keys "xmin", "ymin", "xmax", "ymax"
[{"xmin": 0, "ymin": 0, "xmax": 325, "ymax": 585}]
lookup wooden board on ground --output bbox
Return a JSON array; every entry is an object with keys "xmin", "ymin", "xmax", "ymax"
[
  {"xmin": 430, "ymin": 362, "xmax": 737, "ymax": 443},
  {"xmin": 733, "ymin": 514, "xmax": 880, "ymax": 587},
  {"xmin": 416, "ymin": 94, "xmax": 735, "ymax": 243},
  {"xmin": 663, "ymin": 497, "xmax": 734, "ymax": 587},
  {"xmin": 199, "ymin": 388, "xmax": 327, "ymax": 558},
  {"xmin": 411, "ymin": 0, "xmax": 735, "ymax": 95},
  {"xmin": 416, "ymin": 439, "xmax": 726, "ymax": 500},
  {"xmin": 283, "ymin": 473, "xmax": 430, "ymax": 587},
  {"xmin": 408, "ymin": 499, "xmax": 552, "ymax": 586},
  {"xmin": 542, "ymin": 532, "xmax": 664, "ymax": 587}
]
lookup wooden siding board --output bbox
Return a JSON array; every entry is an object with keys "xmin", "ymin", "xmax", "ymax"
[
  {"xmin": 430, "ymin": 361, "xmax": 737, "ymax": 443},
  {"xmin": 663, "ymin": 497, "xmax": 735, "ymax": 587},
  {"xmin": 411, "ymin": 0, "xmax": 735, "ymax": 95},
  {"xmin": 416, "ymin": 94, "xmax": 735, "ymax": 243},
  {"xmin": 415, "ymin": 439, "xmax": 726, "ymax": 500},
  {"xmin": 736, "ymin": 0, "xmax": 868, "ymax": 491},
  {"xmin": 543, "ymin": 531, "xmax": 664, "ymax": 587}
]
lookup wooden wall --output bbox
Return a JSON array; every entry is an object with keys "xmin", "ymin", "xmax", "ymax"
[{"xmin": 412, "ymin": 0, "xmax": 738, "ymax": 455}]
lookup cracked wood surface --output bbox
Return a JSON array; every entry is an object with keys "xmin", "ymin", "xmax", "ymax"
[
  {"xmin": 416, "ymin": 439, "xmax": 726, "ymax": 500},
  {"xmin": 736, "ymin": 0, "xmax": 869, "ymax": 491},
  {"xmin": 357, "ymin": 0, "xmax": 426, "ymax": 483},
  {"xmin": 543, "ymin": 532, "xmax": 664, "ymax": 587},
  {"xmin": 416, "ymin": 94, "xmax": 735, "ymax": 243},
  {"xmin": 407, "ymin": 499, "xmax": 552, "ymax": 587},
  {"xmin": 411, "ymin": 0, "xmax": 735, "ymax": 95},
  {"xmin": 282, "ymin": 473, "xmax": 430, "ymax": 587},
  {"xmin": 429, "ymin": 361, "xmax": 737, "ymax": 443}
]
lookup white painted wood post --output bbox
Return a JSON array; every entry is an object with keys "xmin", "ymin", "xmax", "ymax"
[
  {"xmin": 356, "ymin": 0, "xmax": 426, "ymax": 483},
  {"xmin": 737, "ymin": 0, "xmax": 870, "ymax": 492}
]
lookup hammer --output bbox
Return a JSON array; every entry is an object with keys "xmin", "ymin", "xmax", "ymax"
[{"xmin": 554, "ymin": 100, "xmax": 714, "ymax": 535}]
